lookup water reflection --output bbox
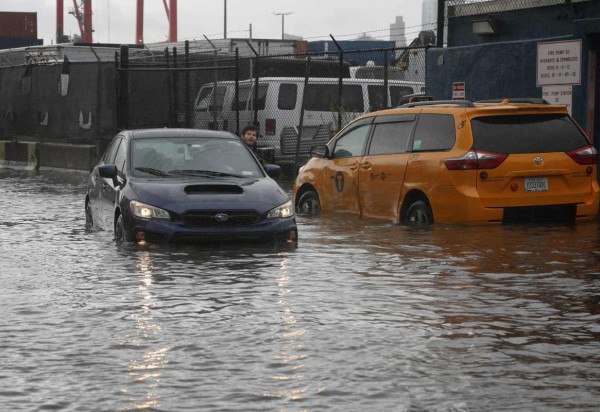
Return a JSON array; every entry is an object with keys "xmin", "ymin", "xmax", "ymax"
[
  {"xmin": 126, "ymin": 251, "xmax": 169, "ymax": 410},
  {"xmin": 264, "ymin": 256, "xmax": 309, "ymax": 401}
]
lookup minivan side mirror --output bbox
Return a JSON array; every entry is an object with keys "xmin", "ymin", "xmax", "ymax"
[
  {"xmin": 264, "ymin": 164, "xmax": 282, "ymax": 178},
  {"xmin": 310, "ymin": 145, "xmax": 329, "ymax": 159}
]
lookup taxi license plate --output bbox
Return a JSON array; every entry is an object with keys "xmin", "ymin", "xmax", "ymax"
[{"xmin": 524, "ymin": 177, "xmax": 548, "ymax": 192}]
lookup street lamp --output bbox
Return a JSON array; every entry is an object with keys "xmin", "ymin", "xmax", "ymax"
[{"xmin": 273, "ymin": 11, "xmax": 293, "ymax": 40}]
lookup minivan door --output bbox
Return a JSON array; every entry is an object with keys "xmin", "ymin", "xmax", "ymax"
[
  {"xmin": 321, "ymin": 122, "xmax": 372, "ymax": 213},
  {"xmin": 358, "ymin": 114, "xmax": 416, "ymax": 220}
]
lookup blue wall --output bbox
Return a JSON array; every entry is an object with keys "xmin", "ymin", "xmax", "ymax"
[
  {"xmin": 447, "ymin": 2, "xmax": 600, "ymax": 47},
  {"xmin": 427, "ymin": 1, "xmax": 600, "ymax": 144}
]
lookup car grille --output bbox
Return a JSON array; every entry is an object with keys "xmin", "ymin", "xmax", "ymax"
[
  {"xmin": 171, "ymin": 232, "xmax": 274, "ymax": 244},
  {"xmin": 183, "ymin": 210, "xmax": 260, "ymax": 227}
]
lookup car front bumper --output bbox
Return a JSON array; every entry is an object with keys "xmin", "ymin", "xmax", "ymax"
[{"xmin": 123, "ymin": 214, "xmax": 298, "ymax": 244}]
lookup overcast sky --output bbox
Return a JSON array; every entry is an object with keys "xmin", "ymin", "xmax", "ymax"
[{"xmin": 2, "ymin": 0, "xmax": 429, "ymax": 45}]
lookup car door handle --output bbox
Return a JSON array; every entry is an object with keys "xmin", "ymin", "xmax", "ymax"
[
  {"xmin": 360, "ymin": 161, "xmax": 372, "ymax": 170},
  {"xmin": 349, "ymin": 162, "xmax": 359, "ymax": 171}
]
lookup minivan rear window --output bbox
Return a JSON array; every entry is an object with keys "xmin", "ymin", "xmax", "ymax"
[
  {"xmin": 471, "ymin": 114, "xmax": 589, "ymax": 154},
  {"xmin": 305, "ymin": 84, "xmax": 363, "ymax": 112}
]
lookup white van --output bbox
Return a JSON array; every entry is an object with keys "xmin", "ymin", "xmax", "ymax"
[{"xmin": 193, "ymin": 77, "xmax": 424, "ymax": 167}]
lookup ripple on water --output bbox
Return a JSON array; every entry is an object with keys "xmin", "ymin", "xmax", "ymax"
[{"xmin": 1, "ymin": 168, "xmax": 600, "ymax": 410}]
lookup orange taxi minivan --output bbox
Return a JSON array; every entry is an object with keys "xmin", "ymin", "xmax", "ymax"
[{"xmin": 292, "ymin": 99, "xmax": 599, "ymax": 224}]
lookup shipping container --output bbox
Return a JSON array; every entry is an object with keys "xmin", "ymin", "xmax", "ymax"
[
  {"xmin": 0, "ymin": 12, "xmax": 37, "ymax": 39},
  {"xmin": 0, "ymin": 38, "xmax": 43, "ymax": 50}
]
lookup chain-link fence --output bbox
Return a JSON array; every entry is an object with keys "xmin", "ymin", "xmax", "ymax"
[{"xmin": 118, "ymin": 42, "xmax": 427, "ymax": 173}]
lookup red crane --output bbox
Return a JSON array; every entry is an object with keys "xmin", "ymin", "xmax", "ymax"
[
  {"xmin": 68, "ymin": 0, "xmax": 93, "ymax": 43},
  {"xmin": 56, "ymin": 0, "xmax": 178, "ymax": 45},
  {"xmin": 137, "ymin": 0, "xmax": 178, "ymax": 44}
]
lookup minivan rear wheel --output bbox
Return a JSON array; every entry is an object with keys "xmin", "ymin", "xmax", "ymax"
[
  {"xmin": 404, "ymin": 200, "xmax": 433, "ymax": 225},
  {"xmin": 297, "ymin": 190, "xmax": 321, "ymax": 215}
]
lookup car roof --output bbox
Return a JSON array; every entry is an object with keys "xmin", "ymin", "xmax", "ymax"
[
  {"xmin": 365, "ymin": 98, "xmax": 569, "ymax": 119},
  {"xmin": 125, "ymin": 128, "xmax": 238, "ymax": 140}
]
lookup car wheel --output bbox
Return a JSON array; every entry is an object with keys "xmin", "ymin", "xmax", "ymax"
[
  {"xmin": 85, "ymin": 201, "xmax": 93, "ymax": 230},
  {"xmin": 296, "ymin": 190, "xmax": 321, "ymax": 215},
  {"xmin": 404, "ymin": 200, "xmax": 433, "ymax": 225}
]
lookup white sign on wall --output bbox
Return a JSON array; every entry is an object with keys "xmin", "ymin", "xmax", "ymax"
[
  {"xmin": 542, "ymin": 85, "xmax": 573, "ymax": 115},
  {"xmin": 452, "ymin": 82, "xmax": 465, "ymax": 100},
  {"xmin": 537, "ymin": 40, "xmax": 581, "ymax": 86}
]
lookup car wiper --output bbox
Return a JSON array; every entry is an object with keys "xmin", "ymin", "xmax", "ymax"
[
  {"xmin": 169, "ymin": 169, "xmax": 244, "ymax": 178},
  {"xmin": 134, "ymin": 167, "xmax": 171, "ymax": 177}
]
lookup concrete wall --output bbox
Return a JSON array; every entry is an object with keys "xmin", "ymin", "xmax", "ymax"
[{"xmin": 0, "ymin": 140, "xmax": 98, "ymax": 171}]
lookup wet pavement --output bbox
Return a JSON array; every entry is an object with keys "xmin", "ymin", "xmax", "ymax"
[{"xmin": 1, "ymin": 166, "xmax": 600, "ymax": 411}]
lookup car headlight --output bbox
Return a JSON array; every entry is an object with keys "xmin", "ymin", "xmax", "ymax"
[
  {"xmin": 267, "ymin": 200, "xmax": 294, "ymax": 219},
  {"xmin": 130, "ymin": 200, "xmax": 171, "ymax": 219}
]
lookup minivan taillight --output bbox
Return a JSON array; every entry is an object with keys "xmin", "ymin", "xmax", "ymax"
[
  {"xmin": 265, "ymin": 118, "xmax": 276, "ymax": 135},
  {"xmin": 444, "ymin": 149, "xmax": 508, "ymax": 170},
  {"xmin": 567, "ymin": 145, "xmax": 598, "ymax": 165}
]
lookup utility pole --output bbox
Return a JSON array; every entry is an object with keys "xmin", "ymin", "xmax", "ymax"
[
  {"xmin": 224, "ymin": 0, "xmax": 227, "ymax": 38},
  {"xmin": 273, "ymin": 11, "xmax": 293, "ymax": 40}
]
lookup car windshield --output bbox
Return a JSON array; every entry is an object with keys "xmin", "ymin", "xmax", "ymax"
[{"xmin": 131, "ymin": 136, "xmax": 263, "ymax": 178}]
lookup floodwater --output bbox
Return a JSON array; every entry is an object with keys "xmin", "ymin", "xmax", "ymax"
[{"xmin": 1, "ymin": 166, "xmax": 600, "ymax": 411}]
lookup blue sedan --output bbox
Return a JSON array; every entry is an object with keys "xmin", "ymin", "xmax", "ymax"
[{"xmin": 85, "ymin": 129, "xmax": 297, "ymax": 244}]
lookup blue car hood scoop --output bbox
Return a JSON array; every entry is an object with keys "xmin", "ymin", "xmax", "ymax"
[{"xmin": 184, "ymin": 184, "xmax": 244, "ymax": 195}]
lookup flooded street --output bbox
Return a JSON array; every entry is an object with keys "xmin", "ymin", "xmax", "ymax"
[{"xmin": 1, "ymin": 167, "xmax": 600, "ymax": 411}]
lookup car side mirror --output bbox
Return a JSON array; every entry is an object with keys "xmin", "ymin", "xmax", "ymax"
[
  {"xmin": 99, "ymin": 164, "xmax": 118, "ymax": 179},
  {"xmin": 264, "ymin": 164, "xmax": 282, "ymax": 178},
  {"xmin": 310, "ymin": 145, "xmax": 329, "ymax": 159}
]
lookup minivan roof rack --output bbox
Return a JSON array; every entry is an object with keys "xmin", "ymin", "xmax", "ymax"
[
  {"xmin": 400, "ymin": 100, "xmax": 475, "ymax": 108},
  {"xmin": 475, "ymin": 98, "xmax": 550, "ymax": 104}
]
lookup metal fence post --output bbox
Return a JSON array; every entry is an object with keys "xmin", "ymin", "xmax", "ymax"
[
  {"xmin": 437, "ymin": 0, "xmax": 445, "ymax": 48},
  {"xmin": 330, "ymin": 34, "xmax": 343, "ymax": 131},
  {"xmin": 185, "ymin": 40, "xmax": 191, "ymax": 128},
  {"xmin": 235, "ymin": 47, "xmax": 240, "ymax": 136},
  {"xmin": 384, "ymin": 50, "xmax": 389, "ymax": 108},
  {"xmin": 165, "ymin": 47, "xmax": 173, "ymax": 128},
  {"xmin": 117, "ymin": 45, "xmax": 129, "ymax": 130},
  {"xmin": 204, "ymin": 35, "xmax": 219, "ymax": 130},
  {"xmin": 173, "ymin": 47, "xmax": 179, "ymax": 127},
  {"xmin": 243, "ymin": 41, "xmax": 261, "ymax": 127},
  {"xmin": 253, "ymin": 55, "xmax": 259, "ymax": 126},
  {"xmin": 295, "ymin": 56, "xmax": 311, "ymax": 170}
]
